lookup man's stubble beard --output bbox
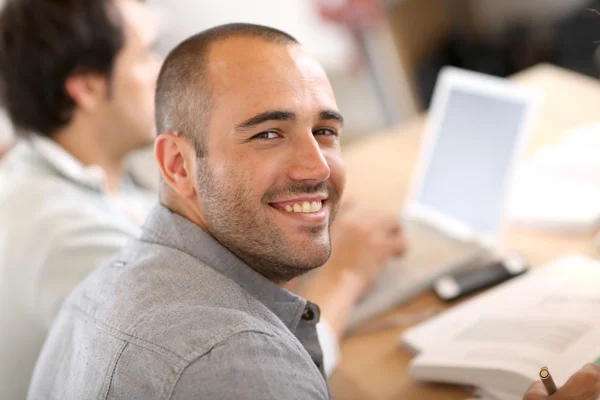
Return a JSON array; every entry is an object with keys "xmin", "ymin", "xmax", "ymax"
[{"xmin": 196, "ymin": 159, "xmax": 336, "ymax": 282}]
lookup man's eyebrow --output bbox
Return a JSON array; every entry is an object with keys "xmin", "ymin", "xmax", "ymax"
[
  {"xmin": 319, "ymin": 110, "xmax": 344, "ymax": 126},
  {"xmin": 235, "ymin": 110, "xmax": 296, "ymax": 130}
]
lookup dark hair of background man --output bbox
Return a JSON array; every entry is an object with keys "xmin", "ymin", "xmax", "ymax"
[{"xmin": 0, "ymin": 0, "xmax": 126, "ymax": 137}]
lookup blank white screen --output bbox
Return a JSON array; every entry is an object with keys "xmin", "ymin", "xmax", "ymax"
[{"xmin": 417, "ymin": 88, "xmax": 527, "ymax": 234}]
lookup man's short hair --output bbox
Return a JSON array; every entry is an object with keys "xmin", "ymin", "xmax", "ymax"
[
  {"xmin": 154, "ymin": 23, "xmax": 299, "ymax": 157},
  {"xmin": 0, "ymin": 0, "xmax": 127, "ymax": 137}
]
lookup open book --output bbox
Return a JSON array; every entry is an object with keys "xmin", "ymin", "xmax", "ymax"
[{"xmin": 400, "ymin": 254, "xmax": 600, "ymax": 399}]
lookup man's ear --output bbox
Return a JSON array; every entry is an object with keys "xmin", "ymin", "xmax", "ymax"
[
  {"xmin": 64, "ymin": 73, "xmax": 108, "ymax": 113},
  {"xmin": 155, "ymin": 132, "xmax": 197, "ymax": 198}
]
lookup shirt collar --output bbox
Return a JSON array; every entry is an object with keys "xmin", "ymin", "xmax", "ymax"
[
  {"xmin": 140, "ymin": 203, "xmax": 309, "ymax": 332},
  {"xmin": 29, "ymin": 136, "xmax": 108, "ymax": 191}
]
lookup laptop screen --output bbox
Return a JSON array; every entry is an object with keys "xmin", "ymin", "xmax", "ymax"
[{"xmin": 416, "ymin": 87, "xmax": 527, "ymax": 235}]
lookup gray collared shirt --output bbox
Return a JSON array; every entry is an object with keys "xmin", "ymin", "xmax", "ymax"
[{"xmin": 29, "ymin": 204, "xmax": 330, "ymax": 399}]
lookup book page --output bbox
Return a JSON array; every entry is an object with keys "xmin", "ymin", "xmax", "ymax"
[
  {"xmin": 455, "ymin": 317, "xmax": 591, "ymax": 355},
  {"xmin": 402, "ymin": 254, "xmax": 600, "ymax": 351},
  {"xmin": 403, "ymin": 254, "xmax": 600, "ymax": 395},
  {"xmin": 410, "ymin": 319, "xmax": 599, "ymax": 394}
]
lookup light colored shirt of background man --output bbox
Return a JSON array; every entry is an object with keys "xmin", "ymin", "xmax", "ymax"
[{"xmin": 0, "ymin": 0, "xmax": 161, "ymax": 398}]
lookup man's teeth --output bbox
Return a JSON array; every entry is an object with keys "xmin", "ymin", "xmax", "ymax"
[{"xmin": 283, "ymin": 201, "xmax": 322, "ymax": 213}]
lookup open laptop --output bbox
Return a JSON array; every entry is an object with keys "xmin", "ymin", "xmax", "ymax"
[{"xmin": 348, "ymin": 66, "xmax": 541, "ymax": 329}]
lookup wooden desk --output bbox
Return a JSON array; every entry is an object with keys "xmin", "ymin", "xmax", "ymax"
[{"xmin": 329, "ymin": 64, "xmax": 600, "ymax": 400}]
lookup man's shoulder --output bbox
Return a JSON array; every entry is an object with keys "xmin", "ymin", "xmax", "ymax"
[
  {"xmin": 0, "ymin": 148, "xmax": 99, "ymax": 220},
  {"xmin": 0, "ymin": 169, "xmax": 136, "ymax": 261},
  {"xmin": 0, "ymin": 149, "xmax": 139, "ymax": 239},
  {"xmin": 36, "ymin": 276, "xmax": 326, "ymax": 399},
  {"xmin": 32, "ymin": 241, "xmax": 308, "ymax": 400},
  {"xmin": 0, "ymin": 153, "xmax": 73, "ymax": 203},
  {"xmin": 65, "ymin": 242, "xmax": 291, "ymax": 361}
]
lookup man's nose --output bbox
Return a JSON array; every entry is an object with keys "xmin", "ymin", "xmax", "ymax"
[{"xmin": 287, "ymin": 133, "xmax": 331, "ymax": 183}]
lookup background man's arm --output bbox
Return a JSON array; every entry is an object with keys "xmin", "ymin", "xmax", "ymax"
[{"xmin": 297, "ymin": 203, "xmax": 406, "ymax": 374}]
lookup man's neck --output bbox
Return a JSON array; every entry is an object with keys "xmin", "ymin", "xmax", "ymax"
[{"xmin": 52, "ymin": 120, "xmax": 127, "ymax": 193}]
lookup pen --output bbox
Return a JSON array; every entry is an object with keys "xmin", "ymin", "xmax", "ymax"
[{"xmin": 539, "ymin": 366, "xmax": 558, "ymax": 395}]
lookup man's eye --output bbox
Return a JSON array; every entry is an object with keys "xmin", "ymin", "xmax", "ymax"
[
  {"xmin": 314, "ymin": 128, "xmax": 338, "ymax": 136},
  {"xmin": 253, "ymin": 131, "xmax": 280, "ymax": 140}
]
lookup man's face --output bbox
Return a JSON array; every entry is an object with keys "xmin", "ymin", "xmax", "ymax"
[
  {"xmin": 196, "ymin": 38, "xmax": 345, "ymax": 282},
  {"xmin": 103, "ymin": 0, "xmax": 161, "ymax": 153}
]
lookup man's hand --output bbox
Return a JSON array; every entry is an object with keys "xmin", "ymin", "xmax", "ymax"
[
  {"xmin": 523, "ymin": 364, "xmax": 600, "ymax": 400},
  {"xmin": 300, "ymin": 203, "xmax": 406, "ymax": 338},
  {"xmin": 325, "ymin": 204, "xmax": 406, "ymax": 296}
]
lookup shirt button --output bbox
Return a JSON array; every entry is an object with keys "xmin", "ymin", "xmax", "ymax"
[{"xmin": 301, "ymin": 306, "xmax": 315, "ymax": 321}]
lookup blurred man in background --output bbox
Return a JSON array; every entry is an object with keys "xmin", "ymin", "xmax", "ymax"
[{"xmin": 0, "ymin": 0, "xmax": 160, "ymax": 397}]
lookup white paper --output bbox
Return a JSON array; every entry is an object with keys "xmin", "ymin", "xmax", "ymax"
[{"xmin": 402, "ymin": 254, "xmax": 600, "ymax": 396}]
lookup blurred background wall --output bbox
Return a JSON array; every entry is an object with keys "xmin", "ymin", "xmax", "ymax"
[
  {"xmin": 390, "ymin": 0, "xmax": 599, "ymax": 111},
  {"xmin": 475, "ymin": 0, "xmax": 590, "ymax": 34},
  {"xmin": 142, "ymin": 0, "xmax": 600, "ymax": 142}
]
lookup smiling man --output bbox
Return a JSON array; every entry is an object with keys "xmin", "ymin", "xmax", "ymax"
[{"xmin": 29, "ymin": 24, "xmax": 343, "ymax": 399}]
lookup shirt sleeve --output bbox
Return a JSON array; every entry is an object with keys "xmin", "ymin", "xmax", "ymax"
[
  {"xmin": 35, "ymin": 219, "xmax": 134, "ymax": 329},
  {"xmin": 172, "ymin": 330, "xmax": 330, "ymax": 400},
  {"xmin": 316, "ymin": 319, "xmax": 341, "ymax": 377}
]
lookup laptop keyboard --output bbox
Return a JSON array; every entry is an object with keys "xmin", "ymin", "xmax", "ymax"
[{"xmin": 393, "ymin": 219, "xmax": 483, "ymax": 271}]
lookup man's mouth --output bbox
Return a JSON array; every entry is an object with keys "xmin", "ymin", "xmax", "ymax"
[
  {"xmin": 283, "ymin": 200, "xmax": 323, "ymax": 213},
  {"xmin": 269, "ymin": 199, "xmax": 326, "ymax": 214}
]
